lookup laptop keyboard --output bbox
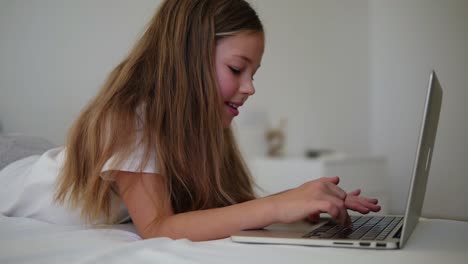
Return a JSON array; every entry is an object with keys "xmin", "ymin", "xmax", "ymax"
[{"xmin": 303, "ymin": 216, "xmax": 403, "ymax": 240}]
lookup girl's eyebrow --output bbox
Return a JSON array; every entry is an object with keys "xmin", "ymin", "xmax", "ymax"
[
  {"xmin": 233, "ymin": 55, "xmax": 261, "ymax": 69},
  {"xmin": 234, "ymin": 54, "xmax": 252, "ymax": 63}
]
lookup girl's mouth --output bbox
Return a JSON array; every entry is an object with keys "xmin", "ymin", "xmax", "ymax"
[{"xmin": 225, "ymin": 101, "xmax": 239, "ymax": 116}]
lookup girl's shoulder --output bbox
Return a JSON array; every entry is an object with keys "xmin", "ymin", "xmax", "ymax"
[{"xmin": 101, "ymin": 144, "xmax": 158, "ymax": 181}]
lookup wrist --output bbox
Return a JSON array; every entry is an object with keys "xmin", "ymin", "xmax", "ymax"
[{"xmin": 259, "ymin": 195, "xmax": 279, "ymax": 225}]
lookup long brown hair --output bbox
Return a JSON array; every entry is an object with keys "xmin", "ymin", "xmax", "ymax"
[{"xmin": 54, "ymin": 0, "xmax": 264, "ymax": 224}]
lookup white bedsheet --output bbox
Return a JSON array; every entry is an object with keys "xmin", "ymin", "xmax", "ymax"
[
  {"xmin": 0, "ymin": 215, "xmax": 140, "ymax": 263},
  {"xmin": 1, "ymin": 215, "xmax": 466, "ymax": 264}
]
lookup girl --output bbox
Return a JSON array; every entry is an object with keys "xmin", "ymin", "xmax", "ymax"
[{"xmin": 0, "ymin": 0, "xmax": 380, "ymax": 241}]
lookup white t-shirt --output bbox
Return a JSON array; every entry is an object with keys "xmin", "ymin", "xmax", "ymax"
[
  {"xmin": 101, "ymin": 144, "xmax": 157, "ymax": 181},
  {"xmin": 0, "ymin": 144, "xmax": 158, "ymax": 225}
]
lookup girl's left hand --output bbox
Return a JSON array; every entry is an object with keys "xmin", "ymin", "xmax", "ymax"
[{"xmin": 306, "ymin": 189, "xmax": 381, "ymax": 223}]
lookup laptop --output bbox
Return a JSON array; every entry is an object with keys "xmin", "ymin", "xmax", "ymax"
[{"xmin": 231, "ymin": 70, "xmax": 443, "ymax": 249}]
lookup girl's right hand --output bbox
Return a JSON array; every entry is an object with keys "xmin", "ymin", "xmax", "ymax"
[{"xmin": 267, "ymin": 176, "xmax": 351, "ymax": 226}]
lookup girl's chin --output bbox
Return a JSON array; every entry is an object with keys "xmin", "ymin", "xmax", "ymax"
[
  {"xmin": 222, "ymin": 117, "xmax": 233, "ymax": 128},
  {"xmin": 222, "ymin": 120, "xmax": 232, "ymax": 128}
]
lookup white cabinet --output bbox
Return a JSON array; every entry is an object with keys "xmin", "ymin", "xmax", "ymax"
[{"xmin": 251, "ymin": 155, "xmax": 390, "ymax": 214}]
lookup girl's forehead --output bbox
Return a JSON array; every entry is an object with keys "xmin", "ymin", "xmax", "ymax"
[
  {"xmin": 217, "ymin": 32, "xmax": 264, "ymax": 50},
  {"xmin": 216, "ymin": 32, "xmax": 264, "ymax": 64}
]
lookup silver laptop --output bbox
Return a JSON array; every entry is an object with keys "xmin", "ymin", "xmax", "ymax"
[{"xmin": 231, "ymin": 71, "xmax": 443, "ymax": 249}]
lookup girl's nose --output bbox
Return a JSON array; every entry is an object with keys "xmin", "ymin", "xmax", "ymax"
[{"xmin": 241, "ymin": 81, "xmax": 255, "ymax": 96}]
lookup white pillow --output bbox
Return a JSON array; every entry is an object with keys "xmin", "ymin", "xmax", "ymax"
[{"xmin": 0, "ymin": 133, "xmax": 56, "ymax": 170}]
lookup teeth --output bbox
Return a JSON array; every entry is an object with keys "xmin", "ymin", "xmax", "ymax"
[{"xmin": 228, "ymin": 102, "xmax": 238, "ymax": 109}]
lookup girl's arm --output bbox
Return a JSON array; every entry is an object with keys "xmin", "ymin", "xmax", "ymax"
[{"xmin": 115, "ymin": 172, "xmax": 380, "ymax": 241}]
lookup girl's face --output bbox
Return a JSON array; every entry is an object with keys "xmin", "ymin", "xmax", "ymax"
[{"xmin": 215, "ymin": 31, "xmax": 264, "ymax": 127}]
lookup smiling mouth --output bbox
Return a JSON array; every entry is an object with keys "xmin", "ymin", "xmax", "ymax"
[
  {"xmin": 226, "ymin": 102, "xmax": 239, "ymax": 109},
  {"xmin": 225, "ymin": 101, "xmax": 240, "ymax": 116}
]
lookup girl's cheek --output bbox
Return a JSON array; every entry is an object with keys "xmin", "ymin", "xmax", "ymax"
[{"xmin": 218, "ymin": 72, "xmax": 238, "ymax": 100}]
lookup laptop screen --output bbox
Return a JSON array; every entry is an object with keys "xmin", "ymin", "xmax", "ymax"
[{"xmin": 400, "ymin": 71, "xmax": 443, "ymax": 248}]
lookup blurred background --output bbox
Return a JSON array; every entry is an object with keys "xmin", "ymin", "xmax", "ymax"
[{"xmin": 0, "ymin": 0, "xmax": 466, "ymax": 220}]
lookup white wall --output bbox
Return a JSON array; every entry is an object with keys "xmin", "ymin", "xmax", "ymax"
[
  {"xmin": 370, "ymin": 0, "xmax": 468, "ymax": 220},
  {"xmin": 0, "ymin": 0, "xmax": 371, "ymax": 157},
  {"xmin": 0, "ymin": 0, "xmax": 161, "ymax": 142},
  {"xmin": 237, "ymin": 0, "xmax": 370, "ymax": 158}
]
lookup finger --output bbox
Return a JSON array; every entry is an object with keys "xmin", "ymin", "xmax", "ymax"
[
  {"xmin": 343, "ymin": 211, "xmax": 351, "ymax": 227},
  {"xmin": 348, "ymin": 189, "xmax": 361, "ymax": 196},
  {"xmin": 343, "ymin": 212, "xmax": 351, "ymax": 227},
  {"xmin": 356, "ymin": 193, "xmax": 379, "ymax": 204},
  {"xmin": 365, "ymin": 202, "xmax": 381, "ymax": 212},
  {"xmin": 345, "ymin": 199, "xmax": 371, "ymax": 214},
  {"xmin": 326, "ymin": 183, "xmax": 347, "ymax": 201},
  {"xmin": 363, "ymin": 197, "xmax": 379, "ymax": 204},
  {"xmin": 324, "ymin": 194, "xmax": 349, "ymax": 226},
  {"xmin": 316, "ymin": 200, "xmax": 340, "ymax": 222},
  {"xmin": 358, "ymin": 197, "xmax": 381, "ymax": 211},
  {"xmin": 307, "ymin": 213, "xmax": 320, "ymax": 223},
  {"xmin": 322, "ymin": 176, "xmax": 340, "ymax": 185},
  {"xmin": 350, "ymin": 196, "xmax": 381, "ymax": 212},
  {"xmin": 346, "ymin": 192, "xmax": 380, "ymax": 206}
]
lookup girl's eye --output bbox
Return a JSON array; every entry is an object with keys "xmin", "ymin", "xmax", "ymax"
[{"xmin": 229, "ymin": 66, "xmax": 241, "ymax": 75}]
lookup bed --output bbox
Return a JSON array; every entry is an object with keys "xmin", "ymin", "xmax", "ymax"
[
  {"xmin": 1, "ymin": 215, "xmax": 466, "ymax": 264},
  {"xmin": 0, "ymin": 134, "xmax": 466, "ymax": 264}
]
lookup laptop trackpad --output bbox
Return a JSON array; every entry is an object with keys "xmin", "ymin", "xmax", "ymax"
[{"xmin": 265, "ymin": 219, "xmax": 327, "ymax": 233}]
